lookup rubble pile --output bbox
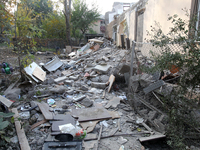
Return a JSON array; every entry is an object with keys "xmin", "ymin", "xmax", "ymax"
[{"xmin": 1, "ymin": 38, "xmax": 199, "ymax": 150}]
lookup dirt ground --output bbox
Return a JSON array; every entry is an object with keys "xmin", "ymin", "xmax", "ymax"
[{"xmin": 0, "ymin": 46, "xmax": 55, "ymax": 68}]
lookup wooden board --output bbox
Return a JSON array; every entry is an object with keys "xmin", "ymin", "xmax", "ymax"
[
  {"xmin": 31, "ymin": 119, "xmax": 47, "ymax": 130},
  {"xmin": 108, "ymin": 74, "xmax": 115, "ymax": 93},
  {"xmin": 139, "ymin": 134, "xmax": 166, "ymax": 142},
  {"xmin": 38, "ymin": 102, "xmax": 53, "ymax": 120},
  {"xmin": 12, "ymin": 108, "xmax": 31, "ymax": 150},
  {"xmin": 32, "ymin": 66, "xmax": 46, "ymax": 82},
  {"xmin": 51, "ymin": 114, "xmax": 76, "ymax": 132},
  {"xmin": 0, "ymin": 95, "xmax": 13, "ymax": 108},
  {"xmin": 71, "ymin": 106, "xmax": 112, "ymax": 122}
]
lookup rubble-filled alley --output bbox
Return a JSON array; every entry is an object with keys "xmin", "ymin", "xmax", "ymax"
[{"xmin": 0, "ymin": 37, "xmax": 200, "ymax": 150}]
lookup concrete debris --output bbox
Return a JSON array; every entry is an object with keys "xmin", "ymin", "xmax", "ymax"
[
  {"xmin": 91, "ymin": 82, "xmax": 107, "ymax": 89},
  {"xmin": 0, "ymin": 95, "xmax": 13, "ymax": 108},
  {"xmin": 2, "ymin": 36, "xmax": 187, "ymax": 150},
  {"xmin": 49, "ymin": 86, "xmax": 67, "ymax": 94},
  {"xmin": 93, "ymin": 64, "xmax": 111, "ymax": 74},
  {"xmin": 43, "ymin": 55, "xmax": 63, "ymax": 72}
]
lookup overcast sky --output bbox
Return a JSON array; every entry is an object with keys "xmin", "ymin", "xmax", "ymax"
[{"xmin": 85, "ymin": 0, "xmax": 139, "ymax": 15}]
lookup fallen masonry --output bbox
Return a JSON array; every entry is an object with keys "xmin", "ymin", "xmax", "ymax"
[{"xmin": 1, "ymin": 37, "xmax": 200, "ymax": 150}]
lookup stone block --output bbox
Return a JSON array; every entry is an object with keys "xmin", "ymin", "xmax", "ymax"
[
  {"xmin": 148, "ymin": 110, "xmax": 157, "ymax": 120},
  {"xmin": 50, "ymin": 86, "xmax": 67, "ymax": 94},
  {"xmin": 5, "ymin": 88, "xmax": 21, "ymax": 100},
  {"xmin": 91, "ymin": 82, "xmax": 107, "ymax": 89},
  {"xmin": 69, "ymin": 75, "xmax": 79, "ymax": 81},
  {"xmin": 66, "ymin": 89, "xmax": 74, "ymax": 95},
  {"xmin": 54, "ymin": 76, "xmax": 67, "ymax": 83},
  {"xmin": 64, "ymin": 80, "xmax": 74, "ymax": 86},
  {"xmin": 93, "ymin": 65, "xmax": 111, "ymax": 74},
  {"xmin": 100, "ymin": 75, "xmax": 109, "ymax": 83},
  {"xmin": 80, "ymin": 85, "xmax": 89, "ymax": 91}
]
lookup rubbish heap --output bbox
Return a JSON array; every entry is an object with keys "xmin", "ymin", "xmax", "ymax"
[{"xmin": 1, "ymin": 37, "xmax": 199, "ymax": 150}]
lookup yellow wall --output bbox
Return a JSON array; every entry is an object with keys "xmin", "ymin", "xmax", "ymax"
[
  {"xmin": 143, "ymin": 0, "xmax": 191, "ymax": 41},
  {"xmin": 106, "ymin": 0, "xmax": 191, "ymax": 46}
]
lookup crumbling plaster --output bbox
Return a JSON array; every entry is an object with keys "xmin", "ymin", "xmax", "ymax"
[{"xmin": 106, "ymin": 0, "xmax": 191, "ymax": 46}]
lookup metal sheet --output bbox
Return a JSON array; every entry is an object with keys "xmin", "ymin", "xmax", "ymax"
[
  {"xmin": 44, "ymin": 55, "xmax": 63, "ymax": 72},
  {"xmin": 24, "ymin": 62, "xmax": 43, "ymax": 83}
]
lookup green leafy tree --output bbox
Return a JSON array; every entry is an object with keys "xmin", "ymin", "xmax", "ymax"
[
  {"xmin": 147, "ymin": 10, "xmax": 200, "ymax": 149},
  {"xmin": 0, "ymin": 0, "xmax": 16, "ymax": 34},
  {"xmin": 71, "ymin": 0, "xmax": 100, "ymax": 44},
  {"xmin": 41, "ymin": 12, "xmax": 66, "ymax": 39},
  {"xmin": 20, "ymin": 0, "xmax": 53, "ymax": 26}
]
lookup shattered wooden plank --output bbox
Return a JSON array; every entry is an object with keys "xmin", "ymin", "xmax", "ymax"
[
  {"xmin": 0, "ymin": 95, "xmax": 13, "ymax": 108},
  {"xmin": 31, "ymin": 119, "xmax": 47, "ymax": 130},
  {"xmin": 38, "ymin": 102, "xmax": 53, "ymax": 120},
  {"xmin": 139, "ymin": 134, "xmax": 166, "ymax": 142},
  {"xmin": 108, "ymin": 74, "xmax": 115, "ymax": 93},
  {"xmin": 12, "ymin": 108, "xmax": 31, "ymax": 150}
]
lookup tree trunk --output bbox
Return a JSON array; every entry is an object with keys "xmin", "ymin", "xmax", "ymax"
[{"xmin": 64, "ymin": 0, "xmax": 72, "ymax": 46}]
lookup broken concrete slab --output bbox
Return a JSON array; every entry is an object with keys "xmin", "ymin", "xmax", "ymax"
[
  {"xmin": 5, "ymin": 88, "xmax": 21, "ymax": 100},
  {"xmin": 93, "ymin": 65, "xmax": 111, "ymax": 74},
  {"xmin": 108, "ymin": 111, "xmax": 121, "ymax": 119},
  {"xmin": 83, "ymin": 140, "xmax": 98, "ymax": 150},
  {"xmin": 91, "ymin": 82, "xmax": 107, "ymax": 89},
  {"xmin": 64, "ymin": 80, "xmax": 74, "ymax": 86},
  {"xmin": 69, "ymin": 75, "xmax": 79, "ymax": 81},
  {"xmin": 54, "ymin": 76, "xmax": 68, "ymax": 83},
  {"xmin": 0, "ymin": 95, "xmax": 13, "ymax": 108},
  {"xmin": 105, "ymin": 97, "xmax": 121, "ymax": 108},
  {"xmin": 80, "ymin": 120, "xmax": 99, "ymax": 133},
  {"xmin": 102, "ymin": 56, "xmax": 109, "ymax": 61},
  {"xmin": 100, "ymin": 75, "xmax": 109, "ymax": 83},
  {"xmin": 66, "ymin": 89, "xmax": 74, "ymax": 95},
  {"xmin": 80, "ymin": 98, "xmax": 93, "ymax": 107},
  {"xmin": 118, "ymin": 64, "xmax": 137, "ymax": 74},
  {"xmin": 71, "ymin": 106, "xmax": 112, "ymax": 122},
  {"xmin": 43, "ymin": 55, "xmax": 63, "ymax": 72},
  {"xmin": 154, "ymin": 83, "xmax": 176, "ymax": 96},
  {"xmin": 143, "ymin": 80, "xmax": 164, "ymax": 94},
  {"xmin": 49, "ymin": 86, "xmax": 67, "ymax": 94}
]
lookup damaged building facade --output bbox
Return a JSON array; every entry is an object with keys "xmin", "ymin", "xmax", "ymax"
[{"xmin": 105, "ymin": 0, "xmax": 191, "ymax": 48}]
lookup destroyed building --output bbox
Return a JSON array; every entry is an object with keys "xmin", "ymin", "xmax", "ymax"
[{"xmin": 0, "ymin": 0, "xmax": 200, "ymax": 150}]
